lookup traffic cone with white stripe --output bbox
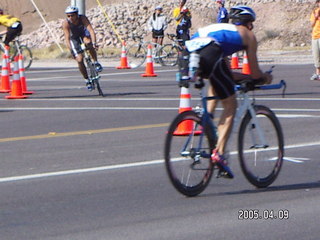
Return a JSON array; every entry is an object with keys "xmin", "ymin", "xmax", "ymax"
[
  {"xmin": 141, "ymin": 44, "xmax": 157, "ymax": 77},
  {"xmin": 230, "ymin": 52, "xmax": 240, "ymax": 69},
  {"xmin": 0, "ymin": 46, "xmax": 11, "ymax": 93},
  {"xmin": 18, "ymin": 54, "xmax": 34, "ymax": 94},
  {"xmin": 173, "ymin": 87, "xmax": 202, "ymax": 136},
  {"xmin": 116, "ymin": 41, "xmax": 131, "ymax": 69},
  {"xmin": 242, "ymin": 52, "xmax": 251, "ymax": 75},
  {"xmin": 5, "ymin": 56, "xmax": 27, "ymax": 99}
]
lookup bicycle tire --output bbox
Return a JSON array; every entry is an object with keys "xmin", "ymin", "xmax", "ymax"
[
  {"xmin": 126, "ymin": 43, "xmax": 147, "ymax": 68},
  {"xmin": 13, "ymin": 45, "xmax": 33, "ymax": 70},
  {"xmin": 159, "ymin": 44, "xmax": 179, "ymax": 67},
  {"xmin": 164, "ymin": 111, "xmax": 217, "ymax": 197},
  {"xmin": 238, "ymin": 105, "xmax": 284, "ymax": 188},
  {"xmin": 87, "ymin": 59, "xmax": 104, "ymax": 97}
]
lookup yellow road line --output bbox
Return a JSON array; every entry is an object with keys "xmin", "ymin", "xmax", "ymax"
[{"xmin": 0, "ymin": 123, "xmax": 169, "ymax": 143}]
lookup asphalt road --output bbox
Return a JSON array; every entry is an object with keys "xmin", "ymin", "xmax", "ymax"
[{"xmin": 0, "ymin": 63, "xmax": 320, "ymax": 239}]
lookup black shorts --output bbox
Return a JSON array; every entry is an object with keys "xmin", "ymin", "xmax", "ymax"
[
  {"xmin": 69, "ymin": 37, "xmax": 92, "ymax": 57},
  {"xmin": 198, "ymin": 42, "xmax": 235, "ymax": 99},
  {"xmin": 152, "ymin": 29, "xmax": 164, "ymax": 39},
  {"xmin": 5, "ymin": 22, "xmax": 22, "ymax": 46}
]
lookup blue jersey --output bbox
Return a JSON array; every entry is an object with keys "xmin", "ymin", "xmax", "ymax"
[
  {"xmin": 217, "ymin": 7, "xmax": 228, "ymax": 23},
  {"xmin": 190, "ymin": 23, "xmax": 244, "ymax": 57}
]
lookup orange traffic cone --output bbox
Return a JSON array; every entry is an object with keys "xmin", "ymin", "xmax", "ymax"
[
  {"xmin": 141, "ymin": 44, "xmax": 157, "ymax": 77},
  {"xmin": 173, "ymin": 87, "xmax": 202, "ymax": 136},
  {"xmin": 0, "ymin": 46, "xmax": 11, "ymax": 93},
  {"xmin": 5, "ymin": 56, "xmax": 27, "ymax": 99},
  {"xmin": 116, "ymin": 41, "xmax": 131, "ymax": 69},
  {"xmin": 242, "ymin": 52, "xmax": 251, "ymax": 75},
  {"xmin": 18, "ymin": 54, "xmax": 34, "ymax": 94},
  {"xmin": 230, "ymin": 52, "xmax": 240, "ymax": 69}
]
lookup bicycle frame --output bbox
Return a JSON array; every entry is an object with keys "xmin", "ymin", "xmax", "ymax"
[{"xmin": 194, "ymin": 80, "xmax": 286, "ymax": 151}]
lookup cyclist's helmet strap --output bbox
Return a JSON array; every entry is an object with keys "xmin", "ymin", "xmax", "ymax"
[
  {"xmin": 65, "ymin": 6, "xmax": 79, "ymax": 14},
  {"xmin": 229, "ymin": 5, "xmax": 256, "ymax": 26}
]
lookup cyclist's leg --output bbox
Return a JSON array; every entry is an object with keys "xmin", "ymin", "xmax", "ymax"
[
  {"xmin": 83, "ymin": 35, "xmax": 102, "ymax": 72},
  {"xmin": 70, "ymin": 38, "xmax": 91, "ymax": 89},
  {"xmin": 199, "ymin": 42, "xmax": 236, "ymax": 177},
  {"xmin": 4, "ymin": 23, "xmax": 22, "ymax": 46},
  {"xmin": 216, "ymin": 94, "xmax": 237, "ymax": 155}
]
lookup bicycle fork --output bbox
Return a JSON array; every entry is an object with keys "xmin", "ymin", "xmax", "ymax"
[{"xmin": 234, "ymin": 94, "xmax": 269, "ymax": 149}]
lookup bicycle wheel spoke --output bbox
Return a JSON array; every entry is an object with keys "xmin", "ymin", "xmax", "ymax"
[{"xmin": 239, "ymin": 106, "xmax": 284, "ymax": 188}]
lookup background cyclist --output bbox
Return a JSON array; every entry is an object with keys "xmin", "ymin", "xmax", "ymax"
[
  {"xmin": 182, "ymin": 5, "xmax": 272, "ymax": 178},
  {"xmin": 62, "ymin": 6, "xmax": 103, "ymax": 91},
  {"xmin": 0, "ymin": 8, "xmax": 23, "ymax": 47}
]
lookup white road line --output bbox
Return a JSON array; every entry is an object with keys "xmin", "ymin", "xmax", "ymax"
[
  {"xmin": 0, "ymin": 107, "xmax": 319, "ymax": 115},
  {"xmin": 0, "ymin": 141, "xmax": 319, "ymax": 183},
  {"xmin": 27, "ymin": 69, "xmax": 176, "ymax": 81}
]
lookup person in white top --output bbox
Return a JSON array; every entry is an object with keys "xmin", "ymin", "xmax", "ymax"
[{"xmin": 147, "ymin": 6, "xmax": 168, "ymax": 45}]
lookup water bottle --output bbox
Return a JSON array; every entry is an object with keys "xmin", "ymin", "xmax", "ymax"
[{"xmin": 188, "ymin": 52, "xmax": 200, "ymax": 81}]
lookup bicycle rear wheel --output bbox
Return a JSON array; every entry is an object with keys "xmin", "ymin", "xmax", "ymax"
[
  {"xmin": 164, "ymin": 111, "xmax": 217, "ymax": 197},
  {"xmin": 159, "ymin": 44, "xmax": 179, "ymax": 66},
  {"xmin": 13, "ymin": 45, "xmax": 33, "ymax": 70},
  {"xmin": 126, "ymin": 44, "xmax": 146, "ymax": 68},
  {"xmin": 238, "ymin": 105, "xmax": 284, "ymax": 188}
]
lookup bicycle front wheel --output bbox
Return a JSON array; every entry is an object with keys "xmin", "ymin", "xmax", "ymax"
[
  {"xmin": 87, "ymin": 60, "xmax": 104, "ymax": 97},
  {"xmin": 238, "ymin": 105, "xmax": 284, "ymax": 188},
  {"xmin": 159, "ymin": 44, "xmax": 179, "ymax": 67},
  {"xmin": 164, "ymin": 111, "xmax": 217, "ymax": 197},
  {"xmin": 14, "ymin": 45, "xmax": 33, "ymax": 70},
  {"xmin": 126, "ymin": 44, "xmax": 146, "ymax": 68}
]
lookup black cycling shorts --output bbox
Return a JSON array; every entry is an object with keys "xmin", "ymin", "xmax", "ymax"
[
  {"xmin": 198, "ymin": 42, "xmax": 235, "ymax": 100},
  {"xmin": 69, "ymin": 37, "xmax": 93, "ymax": 57},
  {"xmin": 5, "ymin": 22, "xmax": 22, "ymax": 46}
]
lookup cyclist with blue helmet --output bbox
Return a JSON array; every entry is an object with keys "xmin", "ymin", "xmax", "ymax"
[
  {"xmin": 181, "ymin": 5, "xmax": 272, "ymax": 178},
  {"xmin": 62, "ymin": 6, "xmax": 103, "ymax": 91}
]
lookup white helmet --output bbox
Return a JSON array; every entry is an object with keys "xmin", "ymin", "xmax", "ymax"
[
  {"xmin": 155, "ymin": 5, "xmax": 163, "ymax": 10},
  {"xmin": 65, "ymin": 6, "xmax": 79, "ymax": 14}
]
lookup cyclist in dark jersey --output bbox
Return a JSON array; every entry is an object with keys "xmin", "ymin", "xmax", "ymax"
[
  {"xmin": 0, "ymin": 9, "xmax": 23, "ymax": 47},
  {"xmin": 182, "ymin": 5, "xmax": 272, "ymax": 178},
  {"xmin": 62, "ymin": 6, "xmax": 103, "ymax": 90}
]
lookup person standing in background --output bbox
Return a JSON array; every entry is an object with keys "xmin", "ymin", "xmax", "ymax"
[
  {"xmin": 310, "ymin": 0, "xmax": 320, "ymax": 81},
  {"xmin": 216, "ymin": 0, "xmax": 229, "ymax": 23},
  {"xmin": 147, "ymin": 6, "xmax": 168, "ymax": 46},
  {"xmin": 175, "ymin": 6, "xmax": 192, "ymax": 46}
]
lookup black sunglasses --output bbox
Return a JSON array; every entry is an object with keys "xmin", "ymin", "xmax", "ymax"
[{"xmin": 67, "ymin": 14, "xmax": 75, "ymax": 17}]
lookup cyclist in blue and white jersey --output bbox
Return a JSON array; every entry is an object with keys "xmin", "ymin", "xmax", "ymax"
[{"xmin": 181, "ymin": 5, "xmax": 272, "ymax": 178}]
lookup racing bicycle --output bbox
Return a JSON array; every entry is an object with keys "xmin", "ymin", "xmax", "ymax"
[
  {"xmin": 80, "ymin": 39, "xmax": 104, "ymax": 97},
  {"xmin": 0, "ymin": 35, "xmax": 33, "ymax": 70},
  {"xmin": 164, "ymin": 68, "xmax": 286, "ymax": 197},
  {"xmin": 158, "ymin": 33, "xmax": 184, "ymax": 67},
  {"xmin": 126, "ymin": 35, "xmax": 179, "ymax": 68}
]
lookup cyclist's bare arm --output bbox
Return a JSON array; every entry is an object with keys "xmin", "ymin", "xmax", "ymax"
[
  {"xmin": 62, "ymin": 20, "xmax": 72, "ymax": 50},
  {"xmin": 236, "ymin": 25, "xmax": 272, "ymax": 84},
  {"xmin": 81, "ymin": 15, "xmax": 97, "ymax": 48}
]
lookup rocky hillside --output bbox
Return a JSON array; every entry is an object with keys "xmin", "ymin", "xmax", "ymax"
[{"xmin": 2, "ymin": 0, "xmax": 317, "ymax": 51}]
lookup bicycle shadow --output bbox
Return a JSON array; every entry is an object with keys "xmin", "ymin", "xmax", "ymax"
[{"xmin": 203, "ymin": 180, "xmax": 320, "ymax": 197}]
